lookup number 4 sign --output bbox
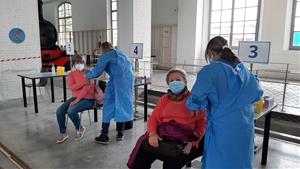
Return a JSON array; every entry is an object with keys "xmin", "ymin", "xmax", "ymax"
[
  {"xmin": 129, "ymin": 43, "xmax": 143, "ymax": 59},
  {"xmin": 238, "ymin": 41, "xmax": 271, "ymax": 64}
]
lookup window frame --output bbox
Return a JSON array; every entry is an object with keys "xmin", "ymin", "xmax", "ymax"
[
  {"xmin": 208, "ymin": 0, "xmax": 262, "ymax": 48},
  {"xmin": 57, "ymin": 2, "xmax": 73, "ymax": 46},
  {"xmin": 289, "ymin": 0, "xmax": 300, "ymax": 50}
]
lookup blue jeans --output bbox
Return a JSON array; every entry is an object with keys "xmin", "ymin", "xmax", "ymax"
[{"xmin": 56, "ymin": 97, "xmax": 94, "ymax": 134}]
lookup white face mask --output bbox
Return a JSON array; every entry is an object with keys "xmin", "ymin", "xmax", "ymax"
[{"xmin": 75, "ymin": 64, "xmax": 84, "ymax": 71}]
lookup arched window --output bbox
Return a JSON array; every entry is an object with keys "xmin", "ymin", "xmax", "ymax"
[
  {"xmin": 57, "ymin": 2, "xmax": 73, "ymax": 47},
  {"xmin": 208, "ymin": 0, "xmax": 261, "ymax": 47},
  {"xmin": 290, "ymin": 0, "xmax": 300, "ymax": 50}
]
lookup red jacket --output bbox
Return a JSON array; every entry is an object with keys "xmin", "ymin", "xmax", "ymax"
[{"xmin": 67, "ymin": 70, "xmax": 95, "ymax": 100}]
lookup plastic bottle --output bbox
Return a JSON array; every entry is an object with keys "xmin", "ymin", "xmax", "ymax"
[
  {"xmin": 255, "ymin": 97, "xmax": 264, "ymax": 113},
  {"xmin": 51, "ymin": 64, "xmax": 56, "ymax": 75}
]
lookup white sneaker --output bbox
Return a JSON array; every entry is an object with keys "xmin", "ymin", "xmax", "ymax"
[
  {"xmin": 74, "ymin": 126, "xmax": 86, "ymax": 141},
  {"xmin": 56, "ymin": 134, "xmax": 69, "ymax": 144}
]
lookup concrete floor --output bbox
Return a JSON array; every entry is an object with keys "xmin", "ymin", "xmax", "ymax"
[{"xmin": 0, "ymin": 76, "xmax": 299, "ymax": 169}]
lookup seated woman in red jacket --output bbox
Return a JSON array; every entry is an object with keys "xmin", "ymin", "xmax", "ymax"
[
  {"xmin": 56, "ymin": 55, "xmax": 95, "ymax": 144},
  {"xmin": 131, "ymin": 68, "xmax": 206, "ymax": 169}
]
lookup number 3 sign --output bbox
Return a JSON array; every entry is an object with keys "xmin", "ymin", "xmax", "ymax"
[
  {"xmin": 129, "ymin": 43, "xmax": 143, "ymax": 59},
  {"xmin": 238, "ymin": 41, "xmax": 271, "ymax": 64}
]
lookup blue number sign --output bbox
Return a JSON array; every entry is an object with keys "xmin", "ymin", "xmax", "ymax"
[{"xmin": 248, "ymin": 45, "xmax": 258, "ymax": 58}]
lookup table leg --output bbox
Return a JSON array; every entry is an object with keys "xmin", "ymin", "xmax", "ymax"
[
  {"xmin": 94, "ymin": 108, "xmax": 98, "ymax": 122},
  {"xmin": 63, "ymin": 76, "xmax": 67, "ymax": 101},
  {"xmin": 21, "ymin": 77, "xmax": 27, "ymax": 107},
  {"xmin": 261, "ymin": 111, "xmax": 272, "ymax": 165},
  {"xmin": 32, "ymin": 79, "xmax": 38, "ymax": 113},
  {"xmin": 50, "ymin": 77, "xmax": 55, "ymax": 102},
  {"xmin": 144, "ymin": 84, "xmax": 148, "ymax": 122}
]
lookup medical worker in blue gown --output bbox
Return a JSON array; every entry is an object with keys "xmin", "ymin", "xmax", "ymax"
[
  {"xmin": 86, "ymin": 41, "xmax": 134, "ymax": 144},
  {"xmin": 186, "ymin": 36, "xmax": 263, "ymax": 169}
]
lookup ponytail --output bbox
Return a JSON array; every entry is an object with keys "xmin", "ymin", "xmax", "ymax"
[{"xmin": 221, "ymin": 47, "xmax": 240, "ymax": 63}]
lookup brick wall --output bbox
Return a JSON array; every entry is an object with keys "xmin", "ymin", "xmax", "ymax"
[{"xmin": 0, "ymin": 0, "xmax": 41, "ymax": 100}]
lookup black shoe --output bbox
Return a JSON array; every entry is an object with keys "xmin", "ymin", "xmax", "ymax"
[
  {"xmin": 95, "ymin": 134, "xmax": 109, "ymax": 144},
  {"xmin": 116, "ymin": 132, "xmax": 124, "ymax": 141}
]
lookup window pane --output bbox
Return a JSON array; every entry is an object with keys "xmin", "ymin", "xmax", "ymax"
[
  {"xmin": 211, "ymin": 11, "xmax": 221, "ymax": 22},
  {"xmin": 244, "ymin": 34, "xmax": 255, "ymax": 41},
  {"xmin": 112, "ymin": 1, "xmax": 117, "ymax": 11},
  {"xmin": 66, "ymin": 10, "xmax": 71, "ymax": 17},
  {"xmin": 246, "ymin": 0, "xmax": 258, "ymax": 7},
  {"xmin": 66, "ymin": 18, "xmax": 72, "ymax": 25},
  {"xmin": 234, "ymin": 8, "xmax": 245, "ymax": 21},
  {"xmin": 112, "ymin": 12, "xmax": 117, "ymax": 20},
  {"xmin": 245, "ymin": 7, "xmax": 257, "ymax": 20},
  {"xmin": 210, "ymin": 23, "xmax": 221, "ymax": 34},
  {"xmin": 235, "ymin": 0, "xmax": 245, "ymax": 8},
  {"xmin": 113, "ymin": 29, "xmax": 118, "ymax": 37},
  {"xmin": 66, "ymin": 3, "xmax": 71, "ymax": 10},
  {"xmin": 221, "ymin": 9, "xmax": 232, "ymax": 22},
  {"xmin": 210, "ymin": 35, "xmax": 218, "ymax": 40},
  {"xmin": 294, "ymin": 17, "xmax": 300, "ymax": 31},
  {"xmin": 59, "ymin": 4, "xmax": 64, "ymax": 11},
  {"xmin": 112, "ymin": 21, "xmax": 118, "ymax": 29},
  {"xmin": 233, "ymin": 21, "xmax": 244, "ymax": 34},
  {"xmin": 59, "ymin": 19, "xmax": 65, "ymax": 26},
  {"xmin": 59, "ymin": 11, "xmax": 64, "ymax": 18},
  {"xmin": 244, "ymin": 21, "xmax": 256, "ymax": 33},
  {"xmin": 221, "ymin": 35, "xmax": 231, "ymax": 45},
  {"xmin": 212, "ymin": 0, "xmax": 222, "ymax": 10},
  {"xmin": 222, "ymin": 0, "xmax": 232, "ymax": 9},
  {"xmin": 66, "ymin": 25, "xmax": 72, "ymax": 32},
  {"xmin": 59, "ymin": 26, "xmax": 64, "ymax": 32},
  {"xmin": 232, "ymin": 34, "xmax": 243, "ymax": 46},
  {"xmin": 221, "ymin": 22, "xmax": 231, "ymax": 34},
  {"xmin": 293, "ymin": 32, "xmax": 300, "ymax": 46}
]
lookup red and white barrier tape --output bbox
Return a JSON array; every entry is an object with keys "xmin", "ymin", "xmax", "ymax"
[{"xmin": 0, "ymin": 56, "xmax": 41, "ymax": 63}]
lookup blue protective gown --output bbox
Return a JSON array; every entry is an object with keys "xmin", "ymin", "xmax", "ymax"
[
  {"xmin": 86, "ymin": 49, "xmax": 134, "ymax": 123},
  {"xmin": 186, "ymin": 59, "xmax": 263, "ymax": 169}
]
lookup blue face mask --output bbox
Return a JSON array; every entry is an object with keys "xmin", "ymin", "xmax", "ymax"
[{"xmin": 168, "ymin": 81, "xmax": 186, "ymax": 95}]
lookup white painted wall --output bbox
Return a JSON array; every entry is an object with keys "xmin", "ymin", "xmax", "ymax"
[
  {"xmin": 153, "ymin": 0, "xmax": 300, "ymax": 70},
  {"xmin": 259, "ymin": 0, "xmax": 300, "ymax": 65},
  {"xmin": 118, "ymin": 0, "xmax": 151, "ymax": 77},
  {"xmin": 176, "ymin": 0, "xmax": 199, "ymax": 66},
  {"xmin": 0, "ymin": 0, "xmax": 41, "ymax": 100},
  {"xmin": 118, "ymin": 0, "xmax": 133, "ymax": 55},
  {"xmin": 43, "ymin": 0, "xmax": 107, "ymax": 31},
  {"xmin": 152, "ymin": 0, "xmax": 178, "ymax": 25}
]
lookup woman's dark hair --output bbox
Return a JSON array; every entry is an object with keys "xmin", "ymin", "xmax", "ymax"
[
  {"xmin": 101, "ymin": 41, "xmax": 113, "ymax": 52},
  {"xmin": 205, "ymin": 36, "xmax": 240, "ymax": 63},
  {"xmin": 72, "ymin": 54, "xmax": 83, "ymax": 65}
]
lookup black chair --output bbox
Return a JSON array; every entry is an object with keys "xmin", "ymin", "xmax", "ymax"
[{"xmin": 26, "ymin": 67, "xmax": 50, "ymax": 102}]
